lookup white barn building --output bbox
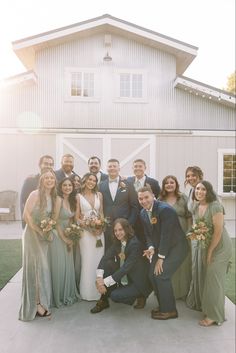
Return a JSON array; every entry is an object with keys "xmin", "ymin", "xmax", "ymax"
[{"xmin": 0, "ymin": 14, "xmax": 235, "ymax": 227}]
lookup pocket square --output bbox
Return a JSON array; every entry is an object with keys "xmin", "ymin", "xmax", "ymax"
[{"xmin": 121, "ymin": 189, "xmax": 127, "ymax": 192}]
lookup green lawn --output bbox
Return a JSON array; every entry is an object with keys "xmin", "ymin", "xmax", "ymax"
[
  {"xmin": 0, "ymin": 240, "xmax": 22, "ymax": 290},
  {"xmin": 0, "ymin": 239, "xmax": 235, "ymax": 304}
]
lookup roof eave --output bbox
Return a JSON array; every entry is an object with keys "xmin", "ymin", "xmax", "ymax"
[{"xmin": 12, "ymin": 14, "xmax": 198, "ymax": 74}]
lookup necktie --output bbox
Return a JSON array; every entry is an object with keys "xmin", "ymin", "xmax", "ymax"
[
  {"xmin": 120, "ymin": 243, "xmax": 128, "ymax": 285},
  {"xmin": 134, "ymin": 180, "xmax": 142, "ymax": 192},
  {"xmin": 147, "ymin": 210, "xmax": 152, "ymax": 222}
]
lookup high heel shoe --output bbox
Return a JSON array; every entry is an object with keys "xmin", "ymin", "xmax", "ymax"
[{"xmin": 36, "ymin": 303, "xmax": 51, "ymax": 318}]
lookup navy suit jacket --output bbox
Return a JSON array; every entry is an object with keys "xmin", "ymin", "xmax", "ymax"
[
  {"xmin": 98, "ymin": 236, "xmax": 151, "ymax": 297},
  {"xmin": 99, "ymin": 177, "xmax": 138, "ymax": 226},
  {"xmin": 100, "ymin": 172, "xmax": 108, "ymax": 182},
  {"xmin": 54, "ymin": 169, "xmax": 76, "ymax": 183},
  {"xmin": 126, "ymin": 175, "xmax": 160, "ymax": 201},
  {"xmin": 20, "ymin": 174, "xmax": 40, "ymax": 224},
  {"xmin": 140, "ymin": 200, "xmax": 185, "ymax": 257}
]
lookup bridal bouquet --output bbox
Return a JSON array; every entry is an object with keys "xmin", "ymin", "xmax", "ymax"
[
  {"xmin": 64, "ymin": 223, "xmax": 82, "ymax": 242},
  {"xmin": 40, "ymin": 217, "xmax": 56, "ymax": 241},
  {"xmin": 186, "ymin": 218, "xmax": 212, "ymax": 248},
  {"xmin": 79, "ymin": 212, "xmax": 111, "ymax": 248}
]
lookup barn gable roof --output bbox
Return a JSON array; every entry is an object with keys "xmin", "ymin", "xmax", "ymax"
[{"xmin": 12, "ymin": 14, "xmax": 197, "ymax": 75}]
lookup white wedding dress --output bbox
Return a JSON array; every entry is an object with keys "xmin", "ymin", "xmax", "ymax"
[{"xmin": 78, "ymin": 194, "xmax": 105, "ymax": 300}]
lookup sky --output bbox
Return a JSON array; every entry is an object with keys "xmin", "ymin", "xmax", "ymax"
[{"xmin": 0, "ymin": 0, "xmax": 235, "ymax": 89}]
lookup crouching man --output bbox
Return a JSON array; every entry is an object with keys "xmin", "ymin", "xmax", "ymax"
[{"xmin": 90, "ymin": 218, "xmax": 152, "ymax": 313}]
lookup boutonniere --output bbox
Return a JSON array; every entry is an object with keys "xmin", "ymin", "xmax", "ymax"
[
  {"xmin": 118, "ymin": 252, "xmax": 126, "ymax": 261},
  {"xmin": 119, "ymin": 181, "xmax": 126, "ymax": 189},
  {"xmin": 150, "ymin": 216, "xmax": 158, "ymax": 224}
]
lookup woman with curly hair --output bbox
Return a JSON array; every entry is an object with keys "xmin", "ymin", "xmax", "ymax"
[
  {"xmin": 184, "ymin": 166, "xmax": 204, "ymax": 212},
  {"xmin": 19, "ymin": 169, "xmax": 61, "ymax": 321}
]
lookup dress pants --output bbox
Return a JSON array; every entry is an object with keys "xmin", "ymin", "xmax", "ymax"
[
  {"xmin": 149, "ymin": 239, "xmax": 188, "ymax": 312},
  {"xmin": 102, "ymin": 259, "xmax": 143, "ymax": 305}
]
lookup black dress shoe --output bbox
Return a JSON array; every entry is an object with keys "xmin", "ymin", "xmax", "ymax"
[
  {"xmin": 133, "ymin": 297, "xmax": 146, "ymax": 309},
  {"xmin": 90, "ymin": 299, "xmax": 110, "ymax": 314},
  {"xmin": 152, "ymin": 310, "xmax": 178, "ymax": 320}
]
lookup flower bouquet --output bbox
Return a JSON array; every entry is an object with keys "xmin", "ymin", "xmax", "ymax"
[
  {"xmin": 64, "ymin": 223, "xmax": 82, "ymax": 242},
  {"xmin": 186, "ymin": 218, "xmax": 212, "ymax": 248},
  {"xmin": 40, "ymin": 217, "xmax": 56, "ymax": 241},
  {"xmin": 80, "ymin": 211, "xmax": 110, "ymax": 248}
]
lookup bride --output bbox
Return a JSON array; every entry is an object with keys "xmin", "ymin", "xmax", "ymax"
[{"xmin": 75, "ymin": 173, "xmax": 105, "ymax": 300}]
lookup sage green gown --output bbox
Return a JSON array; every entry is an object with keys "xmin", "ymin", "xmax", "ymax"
[
  {"xmin": 186, "ymin": 201, "xmax": 232, "ymax": 324},
  {"xmin": 19, "ymin": 201, "xmax": 52, "ymax": 321},
  {"xmin": 49, "ymin": 203, "xmax": 79, "ymax": 307},
  {"xmin": 170, "ymin": 193, "xmax": 192, "ymax": 299}
]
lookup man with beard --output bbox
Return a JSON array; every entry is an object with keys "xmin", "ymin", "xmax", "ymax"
[
  {"xmin": 88, "ymin": 156, "xmax": 108, "ymax": 184},
  {"xmin": 55, "ymin": 154, "xmax": 76, "ymax": 183}
]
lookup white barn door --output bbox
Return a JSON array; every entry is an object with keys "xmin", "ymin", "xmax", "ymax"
[{"xmin": 56, "ymin": 134, "xmax": 156, "ymax": 177}]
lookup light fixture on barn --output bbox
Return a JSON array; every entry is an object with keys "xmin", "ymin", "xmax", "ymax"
[{"xmin": 103, "ymin": 34, "xmax": 112, "ymax": 62}]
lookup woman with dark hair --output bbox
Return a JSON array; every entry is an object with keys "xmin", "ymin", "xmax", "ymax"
[
  {"xmin": 19, "ymin": 169, "xmax": 61, "ymax": 321},
  {"xmin": 184, "ymin": 166, "xmax": 204, "ymax": 212},
  {"xmin": 49, "ymin": 177, "xmax": 79, "ymax": 307},
  {"xmin": 90, "ymin": 218, "xmax": 152, "ymax": 314},
  {"xmin": 75, "ymin": 173, "xmax": 105, "ymax": 300},
  {"xmin": 159, "ymin": 175, "xmax": 192, "ymax": 299},
  {"xmin": 186, "ymin": 180, "xmax": 232, "ymax": 326},
  {"xmin": 70, "ymin": 174, "xmax": 81, "ymax": 194}
]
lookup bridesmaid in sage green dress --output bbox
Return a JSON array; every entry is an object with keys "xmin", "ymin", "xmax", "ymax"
[
  {"xmin": 19, "ymin": 169, "xmax": 61, "ymax": 321},
  {"xmin": 186, "ymin": 180, "xmax": 232, "ymax": 326},
  {"xmin": 159, "ymin": 175, "xmax": 192, "ymax": 299},
  {"xmin": 49, "ymin": 177, "xmax": 79, "ymax": 307}
]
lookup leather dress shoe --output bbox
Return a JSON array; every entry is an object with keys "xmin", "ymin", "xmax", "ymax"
[
  {"xmin": 90, "ymin": 299, "xmax": 109, "ymax": 314},
  {"xmin": 151, "ymin": 307, "xmax": 160, "ymax": 315},
  {"xmin": 133, "ymin": 297, "xmax": 146, "ymax": 309},
  {"xmin": 152, "ymin": 310, "xmax": 178, "ymax": 320}
]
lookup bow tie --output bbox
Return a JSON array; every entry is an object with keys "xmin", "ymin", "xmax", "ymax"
[{"xmin": 109, "ymin": 178, "xmax": 118, "ymax": 183}]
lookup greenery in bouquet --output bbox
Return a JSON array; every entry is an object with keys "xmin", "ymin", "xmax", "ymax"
[
  {"xmin": 186, "ymin": 218, "xmax": 212, "ymax": 248},
  {"xmin": 40, "ymin": 217, "xmax": 56, "ymax": 241},
  {"xmin": 64, "ymin": 223, "xmax": 82, "ymax": 242}
]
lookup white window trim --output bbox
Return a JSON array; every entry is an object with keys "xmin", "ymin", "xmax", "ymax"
[
  {"xmin": 114, "ymin": 68, "xmax": 147, "ymax": 103},
  {"xmin": 218, "ymin": 148, "xmax": 236, "ymax": 198},
  {"xmin": 64, "ymin": 67, "xmax": 100, "ymax": 102}
]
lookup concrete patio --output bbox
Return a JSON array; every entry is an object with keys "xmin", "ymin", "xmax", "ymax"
[{"xmin": 0, "ymin": 221, "xmax": 235, "ymax": 353}]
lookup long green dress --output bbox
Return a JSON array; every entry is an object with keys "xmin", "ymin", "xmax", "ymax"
[
  {"xmin": 171, "ymin": 193, "xmax": 192, "ymax": 299},
  {"xmin": 186, "ymin": 201, "xmax": 232, "ymax": 324},
  {"xmin": 19, "ymin": 201, "xmax": 52, "ymax": 321},
  {"xmin": 49, "ymin": 202, "xmax": 79, "ymax": 307}
]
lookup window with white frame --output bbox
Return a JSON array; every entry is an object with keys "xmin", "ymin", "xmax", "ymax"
[
  {"xmin": 218, "ymin": 149, "xmax": 236, "ymax": 195},
  {"xmin": 116, "ymin": 69, "xmax": 147, "ymax": 102},
  {"xmin": 65, "ymin": 68, "xmax": 99, "ymax": 101}
]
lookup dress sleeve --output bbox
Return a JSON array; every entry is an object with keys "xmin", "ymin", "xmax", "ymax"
[{"xmin": 210, "ymin": 201, "xmax": 224, "ymax": 216}]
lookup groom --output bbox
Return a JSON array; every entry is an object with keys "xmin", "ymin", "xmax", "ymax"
[
  {"xmin": 99, "ymin": 159, "xmax": 139, "ymax": 250},
  {"xmin": 138, "ymin": 186, "xmax": 188, "ymax": 320}
]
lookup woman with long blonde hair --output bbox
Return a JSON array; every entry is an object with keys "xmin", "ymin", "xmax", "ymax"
[{"xmin": 19, "ymin": 169, "xmax": 61, "ymax": 321}]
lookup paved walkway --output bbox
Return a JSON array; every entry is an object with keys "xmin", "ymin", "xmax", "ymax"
[{"xmin": 0, "ymin": 221, "xmax": 235, "ymax": 353}]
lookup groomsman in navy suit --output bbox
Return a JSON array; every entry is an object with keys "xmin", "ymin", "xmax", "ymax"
[
  {"xmin": 90, "ymin": 218, "xmax": 152, "ymax": 313},
  {"xmin": 99, "ymin": 159, "xmax": 139, "ymax": 250},
  {"xmin": 88, "ymin": 156, "xmax": 108, "ymax": 184},
  {"xmin": 127, "ymin": 159, "xmax": 160, "ymax": 246},
  {"xmin": 138, "ymin": 186, "xmax": 188, "ymax": 320}
]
